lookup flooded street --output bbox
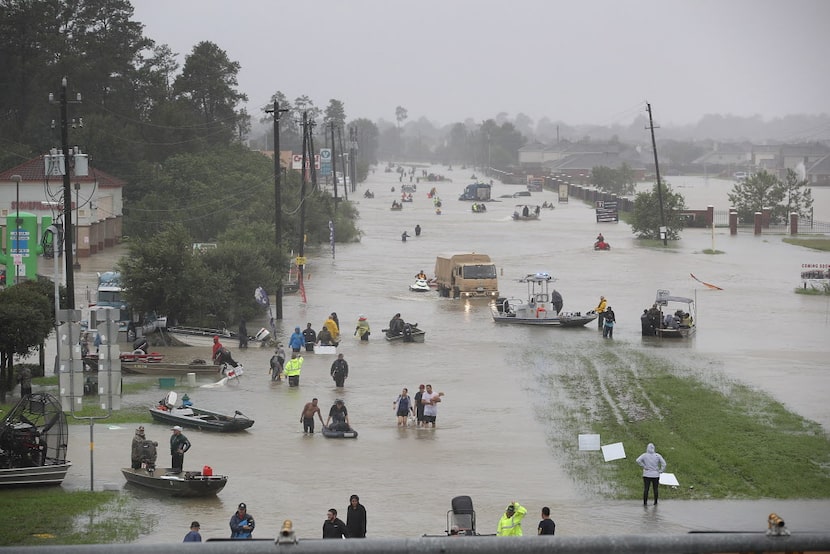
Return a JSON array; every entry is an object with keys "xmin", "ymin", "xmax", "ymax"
[{"xmin": 53, "ymin": 166, "xmax": 830, "ymax": 541}]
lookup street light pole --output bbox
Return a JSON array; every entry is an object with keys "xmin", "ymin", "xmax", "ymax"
[{"xmin": 265, "ymin": 100, "xmax": 287, "ymax": 319}]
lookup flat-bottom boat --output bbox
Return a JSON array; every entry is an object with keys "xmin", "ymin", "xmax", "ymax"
[
  {"xmin": 384, "ymin": 324, "xmax": 426, "ymax": 342},
  {"xmin": 149, "ymin": 391, "xmax": 254, "ymax": 432},
  {"xmin": 322, "ymin": 426, "xmax": 358, "ymax": 439},
  {"xmin": 652, "ymin": 289, "xmax": 696, "ymax": 338},
  {"xmin": 491, "ymin": 272, "xmax": 597, "ymax": 327},
  {"xmin": 121, "ymin": 467, "xmax": 227, "ymax": 497}
]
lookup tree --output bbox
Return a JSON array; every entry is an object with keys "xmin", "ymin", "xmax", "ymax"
[
  {"xmin": 630, "ymin": 183, "xmax": 688, "ymax": 240},
  {"xmin": 349, "ymin": 118, "xmax": 379, "ymax": 165},
  {"xmin": 323, "ymin": 99, "xmax": 346, "ymax": 129},
  {"xmin": 395, "ymin": 106, "xmax": 408, "ymax": 128},
  {"xmin": 0, "ymin": 282, "xmax": 55, "ymax": 401},
  {"xmin": 781, "ymin": 168, "xmax": 813, "ymax": 221},
  {"xmin": 727, "ymin": 170, "xmax": 786, "ymax": 223},
  {"xmin": 591, "ymin": 164, "xmax": 636, "ymax": 196},
  {"xmin": 173, "ymin": 41, "xmax": 248, "ymax": 144}
]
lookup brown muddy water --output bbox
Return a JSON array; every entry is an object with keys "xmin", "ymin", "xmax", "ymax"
[{"xmin": 30, "ymin": 167, "xmax": 830, "ymax": 541}]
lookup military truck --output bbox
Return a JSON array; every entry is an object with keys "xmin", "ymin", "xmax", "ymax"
[
  {"xmin": 458, "ymin": 183, "xmax": 491, "ymax": 201},
  {"xmin": 434, "ymin": 254, "xmax": 498, "ymax": 298}
]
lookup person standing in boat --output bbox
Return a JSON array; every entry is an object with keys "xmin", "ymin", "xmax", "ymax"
[
  {"xmin": 131, "ymin": 426, "xmax": 146, "ymax": 469},
  {"xmin": 289, "ymin": 326, "xmax": 305, "ymax": 354},
  {"xmin": 302, "ymin": 323, "xmax": 317, "ymax": 352},
  {"xmin": 330, "ymin": 354, "xmax": 349, "ymax": 388},
  {"xmin": 594, "ymin": 296, "xmax": 607, "ymax": 329},
  {"xmin": 354, "ymin": 314, "xmax": 370, "ymax": 341},
  {"xmin": 387, "ymin": 313, "xmax": 405, "ymax": 337},
  {"xmin": 169, "ymin": 426, "xmax": 191, "ymax": 473}
]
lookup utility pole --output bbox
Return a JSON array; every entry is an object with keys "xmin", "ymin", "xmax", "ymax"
[
  {"xmin": 646, "ymin": 102, "xmax": 668, "ymax": 246},
  {"xmin": 55, "ymin": 77, "xmax": 81, "ymax": 308},
  {"xmin": 265, "ymin": 100, "xmax": 288, "ymax": 319},
  {"xmin": 349, "ymin": 126, "xmax": 358, "ymax": 193},
  {"xmin": 308, "ymin": 120, "xmax": 318, "ymax": 192},
  {"xmin": 338, "ymin": 128, "xmax": 349, "ymax": 199},
  {"xmin": 330, "ymin": 122, "xmax": 339, "ymax": 206},
  {"xmin": 298, "ymin": 111, "xmax": 308, "ymax": 302}
]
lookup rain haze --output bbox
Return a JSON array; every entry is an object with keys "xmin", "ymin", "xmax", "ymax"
[{"xmin": 132, "ymin": 0, "xmax": 830, "ymax": 128}]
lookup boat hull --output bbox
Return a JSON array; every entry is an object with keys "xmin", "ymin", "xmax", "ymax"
[
  {"xmin": 0, "ymin": 463, "xmax": 72, "ymax": 487},
  {"xmin": 491, "ymin": 312, "xmax": 597, "ymax": 327},
  {"xmin": 122, "ymin": 362, "xmax": 219, "ymax": 376},
  {"xmin": 385, "ymin": 329, "xmax": 426, "ymax": 343},
  {"xmin": 322, "ymin": 426, "xmax": 358, "ymax": 439},
  {"xmin": 121, "ymin": 468, "xmax": 227, "ymax": 497},
  {"xmin": 655, "ymin": 326, "xmax": 696, "ymax": 339},
  {"xmin": 149, "ymin": 407, "xmax": 254, "ymax": 432}
]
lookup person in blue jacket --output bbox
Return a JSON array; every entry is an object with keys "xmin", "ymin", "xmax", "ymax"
[
  {"xmin": 289, "ymin": 327, "xmax": 305, "ymax": 353},
  {"xmin": 230, "ymin": 503, "xmax": 255, "ymax": 539}
]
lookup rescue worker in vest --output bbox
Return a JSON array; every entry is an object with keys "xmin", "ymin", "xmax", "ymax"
[
  {"xmin": 283, "ymin": 353, "xmax": 304, "ymax": 387},
  {"xmin": 323, "ymin": 314, "xmax": 340, "ymax": 346},
  {"xmin": 496, "ymin": 502, "xmax": 527, "ymax": 536},
  {"xmin": 594, "ymin": 295, "xmax": 607, "ymax": 330}
]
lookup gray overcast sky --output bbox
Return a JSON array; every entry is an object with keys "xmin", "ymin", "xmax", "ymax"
[{"xmin": 132, "ymin": 0, "xmax": 829, "ymax": 127}]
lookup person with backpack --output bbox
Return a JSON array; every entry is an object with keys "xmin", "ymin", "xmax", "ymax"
[
  {"xmin": 393, "ymin": 388, "xmax": 414, "ymax": 426},
  {"xmin": 330, "ymin": 354, "xmax": 349, "ymax": 388}
]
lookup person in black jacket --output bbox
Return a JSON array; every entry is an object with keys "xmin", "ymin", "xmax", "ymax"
[
  {"xmin": 323, "ymin": 508, "xmax": 349, "ymax": 538},
  {"xmin": 346, "ymin": 494, "xmax": 367, "ymax": 538},
  {"xmin": 330, "ymin": 354, "xmax": 349, "ymax": 388},
  {"xmin": 302, "ymin": 323, "xmax": 317, "ymax": 352}
]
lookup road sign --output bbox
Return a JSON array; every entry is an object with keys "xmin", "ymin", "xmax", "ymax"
[
  {"xmin": 296, "ymin": 256, "xmax": 307, "ymax": 266},
  {"xmin": 320, "ymin": 148, "xmax": 332, "ymax": 176}
]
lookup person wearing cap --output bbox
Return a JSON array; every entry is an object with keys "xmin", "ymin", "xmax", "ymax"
[
  {"xmin": 414, "ymin": 385, "xmax": 426, "ymax": 427},
  {"xmin": 169, "ymin": 426, "xmax": 191, "ymax": 474},
  {"xmin": 354, "ymin": 314, "xmax": 371, "ymax": 341},
  {"xmin": 289, "ymin": 326, "xmax": 305, "ymax": 354},
  {"xmin": 270, "ymin": 344, "xmax": 286, "ymax": 381},
  {"xmin": 183, "ymin": 521, "xmax": 202, "ymax": 542},
  {"xmin": 594, "ymin": 296, "xmax": 607, "ymax": 329},
  {"xmin": 324, "ymin": 314, "xmax": 340, "ymax": 346},
  {"xmin": 283, "ymin": 352, "xmax": 304, "ymax": 387},
  {"xmin": 302, "ymin": 323, "xmax": 317, "ymax": 352},
  {"xmin": 131, "ymin": 426, "xmax": 146, "ymax": 469},
  {"xmin": 330, "ymin": 353, "xmax": 349, "ymax": 388},
  {"xmin": 230, "ymin": 503, "xmax": 255, "ymax": 539},
  {"xmin": 496, "ymin": 501, "xmax": 527, "ymax": 536},
  {"xmin": 326, "ymin": 399, "xmax": 350, "ymax": 432}
]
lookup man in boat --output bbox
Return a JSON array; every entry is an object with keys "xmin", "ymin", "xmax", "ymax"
[
  {"xmin": 415, "ymin": 270, "xmax": 427, "ymax": 280},
  {"xmin": 169, "ymin": 426, "xmax": 191, "ymax": 474},
  {"xmin": 647, "ymin": 304, "xmax": 662, "ymax": 332},
  {"xmin": 386, "ymin": 313, "xmax": 405, "ymax": 337},
  {"xmin": 326, "ymin": 399, "xmax": 351, "ymax": 432},
  {"xmin": 330, "ymin": 353, "xmax": 349, "ymax": 388},
  {"xmin": 131, "ymin": 426, "xmax": 147, "ymax": 469},
  {"xmin": 302, "ymin": 323, "xmax": 317, "ymax": 352},
  {"xmin": 300, "ymin": 398, "xmax": 325, "ymax": 434}
]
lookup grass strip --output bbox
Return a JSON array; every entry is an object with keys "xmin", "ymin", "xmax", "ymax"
[
  {"xmin": 0, "ymin": 489, "xmax": 152, "ymax": 546},
  {"xmin": 529, "ymin": 346, "xmax": 830, "ymax": 500},
  {"xmin": 783, "ymin": 237, "xmax": 830, "ymax": 251}
]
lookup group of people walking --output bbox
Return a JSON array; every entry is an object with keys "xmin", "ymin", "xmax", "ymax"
[{"xmin": 394, "ymin": 384, "xmax": 443, "ymax": 427}]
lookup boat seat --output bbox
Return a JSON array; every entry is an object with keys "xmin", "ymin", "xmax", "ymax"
[{"xmin": 172, "ymin": 408, "xmax": 194, "ymax": 416}]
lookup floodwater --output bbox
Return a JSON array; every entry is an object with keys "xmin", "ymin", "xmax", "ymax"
[{"xmin": 46, "ymin": 166, "xmax": 830, "ymax": 542}]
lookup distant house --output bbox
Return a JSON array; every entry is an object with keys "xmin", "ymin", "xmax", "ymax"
[
  {"xmin": 807, "ymin": 154, "xmax": 830, "ymax": 186},
  {"xmin": 543, "ymin": 151, "xmax": 646, "ymax": 182},
  {"xmin": 692, "ymin": 142, "xmax": 752, "ymax": 167},
  {"xmin": 0, "ymin": 155, "xmax": 124, "ymax": 258}
]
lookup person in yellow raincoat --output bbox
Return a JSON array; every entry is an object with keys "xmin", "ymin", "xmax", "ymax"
[
  {"xmin": 354, "ymin": 315, "xmax": 370, "ymax": 341},
  {"xmin": 594, "ymin": 295, "xmax": 607, "ymax": 329},
  {"xmin": 324, "ymin": 314, "xmax": 340, "ymax": 345},
  {"xmin": 496, "ymin": 502, "xmax": 527, "ymax": 536}
]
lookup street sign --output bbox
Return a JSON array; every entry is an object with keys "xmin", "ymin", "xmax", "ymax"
[
  {"xmin": 320, "ymin": 148, "xmax": 332, "ymax": 176},
  {"xmin": 296, "ymin": 256, "xmax": 307, "ymax": 266}
]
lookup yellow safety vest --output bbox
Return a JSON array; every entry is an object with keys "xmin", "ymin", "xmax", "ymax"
[{"xmin": 283, "ymin": 357, "xmax": 303, "ymax": 377}]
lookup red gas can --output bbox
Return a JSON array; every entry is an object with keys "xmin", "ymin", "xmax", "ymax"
[{"xmin": 202, "ymin": 465, "xmax": 213, "ymax": 476}]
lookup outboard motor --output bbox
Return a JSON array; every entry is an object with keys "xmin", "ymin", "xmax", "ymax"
[{"xmin": 402, "ymin": 324, "xmax": 413, "ymax": 343}]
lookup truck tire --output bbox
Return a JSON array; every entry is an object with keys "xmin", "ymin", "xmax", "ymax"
[{"xmin": 452, "ymin": 286, "xmax": 460, "ymax": 299}]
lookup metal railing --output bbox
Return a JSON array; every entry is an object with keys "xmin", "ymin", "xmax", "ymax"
[{"xmin": 3, "ymin": 532, "xmax": 830, "ymax": 554}]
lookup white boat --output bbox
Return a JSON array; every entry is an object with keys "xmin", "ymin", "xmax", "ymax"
[
  {"xmin": 165, "ymin": 326, "xmax": 270, "ymax": 348},
  {"xmin": 512, "ymin": 204, "xmax": 541, "ymax": 220},
  {"xmin": 653, "ymin": 290, "xmax": 696, "ymax": 338},
  {"xmin": 491, "ymin": 273, "xmax": 598, "ymax": 327},
  {"xmin": 409, "ymin": 278, "xmax": 431, "ymax": 292}
]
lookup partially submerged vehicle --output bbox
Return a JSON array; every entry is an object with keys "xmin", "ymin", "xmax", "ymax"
[
  {"xmin": 491, "ymin": 273, "xmax": 598, "ymax": 327},
  {"xmin": 0, "ymin": 393, "xmax": 71, "ymax": 487},
  {"xmin": 458, "ymin": 183, "xmax": 491, "ymax": 201}
]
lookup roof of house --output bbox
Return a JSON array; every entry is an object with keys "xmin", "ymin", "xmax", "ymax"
[
  {"xmin": 544, "ymin": 152, "xmax": 644, "ymax": 172},
  {"xmin": 0, "ymin": 156, "xmax": 126, "ymax": 188},
  {"xmin": 807, "ymin": 154, "xmax": 830, "ymax": 175}
]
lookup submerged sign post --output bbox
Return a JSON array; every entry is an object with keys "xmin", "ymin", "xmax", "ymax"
[{"xmin": 595, "ymin": 200, "xmax": 619, "ymax": 223}]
